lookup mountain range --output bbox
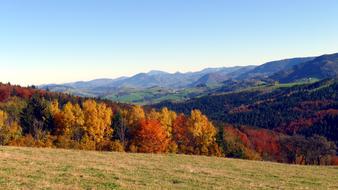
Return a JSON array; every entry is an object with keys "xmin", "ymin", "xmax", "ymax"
[
  {"xmin": 43, "ymin": 66, "xmax": 254, "ymax": 90},
  {"xmin": 41, "ymin": 52, "xmax": 338, "ymax": 104},
  {"xmin": 271, "ymin": 53, "xmax": 338, "ymax": 83}
]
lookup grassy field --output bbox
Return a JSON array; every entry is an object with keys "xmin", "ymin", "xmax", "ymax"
[{"xmin": 0, "ymin": 146, "xmax": 337, "ymax": 190}]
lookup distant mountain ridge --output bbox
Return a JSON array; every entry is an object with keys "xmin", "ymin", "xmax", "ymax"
[
  {"xmin": 271, "ymin": 53, "xmax": 338, "ymax": 83},
  {"xmin": 237, "ymin": 57, "xmax": 315, "ymax": 79},
  {"xmin": 40, "ymin": 52, "xmax": 338, "ymax": 103},
  {"xmin": 41, "ymin": 66, "xmax": 255, "ymax": 91}
]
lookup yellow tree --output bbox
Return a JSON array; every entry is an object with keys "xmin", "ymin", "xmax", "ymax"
[
  {"xmin": 59, "ymin": 102, "xmax": 76, "ymax": 135},
  {"xmin": 0, "ymin": 110, "xmax": 8, "ymax": 128},
  {"xmin": 52, "ymin": 102, "xmax": 85, "ymax": 136},
  {"xmin": 50, "ymin": 100, "xmax": 60, "ymax": 116},
  {"xmin": 126, "ymin": 105, "xmax": 145, "ymax": 127},
  {"xmin": 0, "ymin": 110, "xmax": 22, "ymax": 145},
  {"xmin": 71, "ymin": 104, "xmax": 85, "ymax": 131},
  {"xmin": 186, "ymin": 110, "xmax": 218, "ymax": 155},
  {"xmin": 82, "ymin": 100, "xmax": 113, "ymax": 144},
  {"xmin": 147, "ymin": 107, "xmax": 176, "ymax": 137}
]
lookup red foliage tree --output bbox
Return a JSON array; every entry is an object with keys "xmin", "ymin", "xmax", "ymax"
[
  {"xmin": 241, "ymin": 127, "xmax": 281, "ymax": 161},
  {"xmin": 172, "ymin": 114, "xmax": 190, "ymax": 149},
  {"xmin": 134, "ymin": 119, "xmax": 170, "ymax": 153},
  {"xmin": 331, "ymin": 156, "xmax": 338, "ymax": 166},
  {"xmin": 223, "ymin": 124, "xmax": 250, "ymax": 146},
  {"xmin": 0, "ymin": 85, "xmax": 10, "ymax": 102},
  {"xmin": 14, "ymin": 86, "xmax": 35, "ymax": 99}
]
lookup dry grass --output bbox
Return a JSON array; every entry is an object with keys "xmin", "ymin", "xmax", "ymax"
[{"xmin": 0, "ymin": 146, "xmax": 337, "ymax": 190}]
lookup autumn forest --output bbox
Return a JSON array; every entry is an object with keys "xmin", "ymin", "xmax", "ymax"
[{"xmin": 0, "ymin": 79, "xmax": 337, "ymax": 166}]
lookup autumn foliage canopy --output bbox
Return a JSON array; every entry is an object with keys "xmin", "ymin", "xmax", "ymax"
[{"xmin": 0, "ymin": 82, "xmax": 336, "ymax": 165}]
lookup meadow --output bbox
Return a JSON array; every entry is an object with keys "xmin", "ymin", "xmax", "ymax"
[{"xmin": 0, "ymin": 146, "xmax": 337, "ymax": 190}]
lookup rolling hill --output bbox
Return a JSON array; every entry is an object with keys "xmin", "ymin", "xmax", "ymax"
[
  {"xmin": 1, "ymin": 146, "xmax": 337, "ymax": 190},
  {"xmin": 42, "ymin": 66, "xmax": 254, "ymax": 91},
  {"xmin": 40, "ymin": 53, "xmax": 338, "ymax": 104},
  {"xmin": 237, "ymin": 57, "xmax": 315, "ymax": 79},
  {"xmin": 272, "ymin": 53, "xmax": 338, "ymax": 83},
  {"xmin": 153, "ymin": 78, "xmax": 338, "ymax": 147},
  {"xmin": 41, "ymin": 66, "xmax": 255, "ymax": 104}
]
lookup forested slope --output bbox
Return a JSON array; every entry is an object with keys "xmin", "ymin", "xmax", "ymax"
[
  {"xmin": 0, "ymin": 81, "xmax": 337, "ymax": 165},
  {"xmin": 153, "ymin": 79, "xmax": 338, "ymax": 164}
]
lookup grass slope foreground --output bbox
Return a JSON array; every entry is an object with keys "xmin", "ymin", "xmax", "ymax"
[{"xmin": 0, "ymin": 146, "xmax": 337, "ymax": 190}]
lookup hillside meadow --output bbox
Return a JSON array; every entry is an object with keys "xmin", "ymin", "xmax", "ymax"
[{"xmin": 0, "ymin": 146, "xmax": 337, "ymax": 190}]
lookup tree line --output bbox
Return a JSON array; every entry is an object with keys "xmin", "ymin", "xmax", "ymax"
[
  {"xmin": 0, "ymin": 82, "xmax": 337, "ymax": 165},
  {"xmin": 0, "ymin": 92, "xmax": 221, "ymax": 156},
  {"xmin": 153, "ymin": 79, "xmax": 338, "ymax": 165}
]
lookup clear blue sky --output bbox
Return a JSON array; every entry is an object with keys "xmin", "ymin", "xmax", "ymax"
[{"xmin": 1, "ymin": 0, "xmax": 338, "ymax": 85}]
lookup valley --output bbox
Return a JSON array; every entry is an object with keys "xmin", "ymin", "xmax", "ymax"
[{"xmin": 41, "ymin": 53, "xmax": 338, "ymax": 105}]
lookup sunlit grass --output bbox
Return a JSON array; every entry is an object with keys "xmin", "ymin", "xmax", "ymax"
[{"xmin": 0, "ymin": 146, "xmax": 337, "ymax": 190}]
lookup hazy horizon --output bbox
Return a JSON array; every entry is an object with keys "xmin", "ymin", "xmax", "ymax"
[
  {"xmin": 1, "ymin": 0, "xmax": 338, "ymax": 85},
  {"xmin": 3, "ymin": 51, "xmax": 338, "ymax": 86}
]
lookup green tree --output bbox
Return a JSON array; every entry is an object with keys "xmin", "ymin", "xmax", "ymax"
[
  {"xmin": 111, "ymin": 111, "xmax": 127, "ymax": 147},
  {"xmin": 20, "ymin": 95, "xmax": 53, "ymax": 139}
]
